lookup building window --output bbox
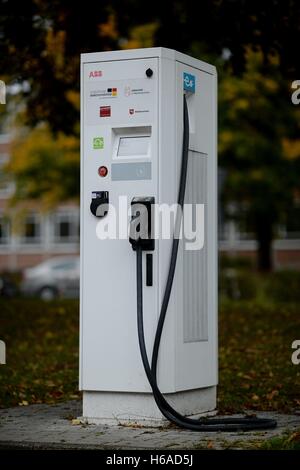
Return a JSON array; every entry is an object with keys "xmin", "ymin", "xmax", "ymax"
[
  {"xmin": 52, "ymin": 211, "xmax": 79, "ymax": 244},
  {"xmin": 22, "ymin": 213, "xmax": 41, "ymax": 244},
  {"xmin": 0, "ymin": 154, "xmax": 14, "ymax": 197},
  {"xmin": 0, "ymin": 215, "xmax": 10, "ymax": 245},
  {"xmin": 284, "ymin": 206, "xmax": 300, "ymax": 239}
]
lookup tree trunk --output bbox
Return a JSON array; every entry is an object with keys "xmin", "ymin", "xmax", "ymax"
[{"xmin": 255, "ymin": 217, "xmax": 273, "ymax": 271}]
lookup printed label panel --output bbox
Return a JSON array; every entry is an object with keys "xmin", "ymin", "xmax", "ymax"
[{"xmin": 111, "ymin": 162, "xmax": 152, "ymax": 181}]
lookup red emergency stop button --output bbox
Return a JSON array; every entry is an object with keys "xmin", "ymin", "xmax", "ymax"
[{"xmin": 98, "ymin": 166, "xmax": 108, "ymax": 177}]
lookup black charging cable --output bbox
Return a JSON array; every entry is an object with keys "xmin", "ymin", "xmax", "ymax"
[{"xmin": 134, "ymin": 94, "xmax": 277, "ymax": 431}]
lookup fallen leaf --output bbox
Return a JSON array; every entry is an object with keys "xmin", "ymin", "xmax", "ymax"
[
  {"xmin": 287, "ymin": 432, "xmax": 300, "ymax": 443},
  {"xmin": 71, "ymin": 419, "xmax": 81, "ymax": 426},
  {"xmin": 266, "ymin": 390, "xmax": 279, "ymax": 401},
  {"xmin": 18, "ymin": 400, "xmax": 29, "ymax": 406}
]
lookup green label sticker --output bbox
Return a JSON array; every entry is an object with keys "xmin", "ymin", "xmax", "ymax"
[{"xmin": 93, "ymin": 137, "xmax": 104, "ymax": 149}]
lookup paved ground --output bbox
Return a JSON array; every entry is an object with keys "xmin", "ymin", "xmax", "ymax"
[{"xmin": 0, "ymin": 401, "xmax": 299, "ymax": 450}]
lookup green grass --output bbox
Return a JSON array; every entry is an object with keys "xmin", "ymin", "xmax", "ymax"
[
  {"xmin": 0, "ymin": 299, "xmax": 80, "ymax": 407},
  {"xmin": 192, "ymin": 431, "xmax": 300, "ymax": 450},
  {"xmin": 261, "ymin": 430, "xmax": 300, "ymax": 450},
  {"xmin": 218, "ymin": 300, "xmax": 300, "ymax": 413},
  {"xmin": 0, "ymin": 298, "xmax": 300, "ymax": 414}
]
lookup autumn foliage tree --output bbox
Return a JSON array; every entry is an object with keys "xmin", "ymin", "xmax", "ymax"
[
  {"xmin": 219, "ymin": 50, "xmax": 300, "ymax": 270},
  {"xmin": 7, "ymin": 125, "xmax": 79, "ymax": 208},
  {"xmin": 1, "ymin": 0, "xmax": 299, "ymax": 134},
  {"xmin": 1, "ymin": 0, "xmax": 300, "ymax": 269}
]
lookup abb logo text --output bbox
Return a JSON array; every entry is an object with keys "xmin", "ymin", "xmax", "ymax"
[{"xmin": 89, "ymin": 71, "xmax": 103, "ymax": 78}]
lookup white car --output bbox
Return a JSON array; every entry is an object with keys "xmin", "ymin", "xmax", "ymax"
[{"xmin": 21, "ymin": 256, "xmax": 80, "ymax": 300}]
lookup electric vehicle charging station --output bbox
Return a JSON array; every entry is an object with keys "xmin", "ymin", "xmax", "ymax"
[
  {"xmin": 80, "ymin": 47, "xmax": 217, "ymax": 423},
  {"xmin": 80, "ymin": 47, "xmax": 276, "ymax": 430}
]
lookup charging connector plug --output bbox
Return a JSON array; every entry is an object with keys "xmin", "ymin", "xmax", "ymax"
[{"xmin": 129, "ymin": 197, "xmax": 155, "ymax": 251}]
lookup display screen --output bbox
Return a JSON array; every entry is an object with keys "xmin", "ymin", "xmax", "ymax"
[{"xmin": 117, "ymin": 136, "xmax": 150, "ymax": 157}]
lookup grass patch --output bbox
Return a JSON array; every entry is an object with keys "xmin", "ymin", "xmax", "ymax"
[
  {"xmin": 261, "ymin": 430, "xmax": 300, "ymax": 450},
  {"xmin": 0, "ymin": 297, "xmax": 299, "ymax": 413},
  {"xmin": 0, "ymin": 299, "xmax": 80, "ymax": 408},
  {"xmin": 218, "ymin": 300, "xmax": 300, "ymax": 413}
]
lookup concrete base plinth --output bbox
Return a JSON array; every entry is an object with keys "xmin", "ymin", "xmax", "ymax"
[{"xmin": 81, "ymin": 387, "xmax": 217, "ymax": 426}]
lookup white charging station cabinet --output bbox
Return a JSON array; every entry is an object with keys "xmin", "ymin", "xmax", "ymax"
[{"xmin": 80, "ymin": 48, "xmax": 218, "ymax": 424}]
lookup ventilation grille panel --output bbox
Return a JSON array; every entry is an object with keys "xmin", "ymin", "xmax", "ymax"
[{"xmin": 183, "ymin": 152, "xmax": 208, "ymax": 343}]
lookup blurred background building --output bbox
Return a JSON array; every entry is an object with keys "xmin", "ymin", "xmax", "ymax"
[
  {"xmin": 0, "ymin": 0, "xmax": 300, "ymax": 277},
  {"xmin": 0, "ymin": 132, "xmax": 79, "ymax": 272},
  {"xmin": 218, "ymin": 167, "xmax": 300, "ymax": 270},
  {"xmin": 0, "ymin": 130, "xmax": 299, "ymax": 272}
]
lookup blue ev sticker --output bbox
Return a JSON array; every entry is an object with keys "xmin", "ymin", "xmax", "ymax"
[{"xmin": 183, "ymin": 72, "xmax": 195, "ymax": 93}]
